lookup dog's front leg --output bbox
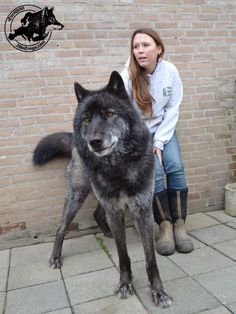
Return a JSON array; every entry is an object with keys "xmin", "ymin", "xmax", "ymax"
[
  {"xmin": 105, "ymin": 207, "xmax": 133, "ymax": 299},
  {"xmin": 135, "ymin": 207, "xmax": 172, "ymax": 308},
  {"xmin": 50, "ymin": 156, "xmax": 91, "ymax": 269},
  {"xmin": 49, "ymin": 185, "xmax": 90, "ymax": 268}
]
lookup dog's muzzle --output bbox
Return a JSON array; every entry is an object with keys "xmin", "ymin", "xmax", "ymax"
[
  {"xmin": 89, "ymin": 138, "xmax": 103, "ymax": 150},
  {"xmin": 88, "ymin": 136, "xmax": 118, "ymax": 157}
]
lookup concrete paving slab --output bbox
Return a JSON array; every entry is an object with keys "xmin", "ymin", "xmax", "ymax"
[
  {"xmin": 10, "ymin": 235, "xmax": 100, "ymax": 268},
  {"xmin": 107, "ymin": 241, "xmax": 146, "ymax": 267},
  {"xmin": 8, "ymin": 261, "xmax": 62, "ymax": 290},
  {"xmin": 0, "ymin": 250, "xmax": 10, "ymax": 269},
  {"xmin": 96, "ymin": 227, "xmax": 141, "ymax": 253},
  {"xmin": 11, "ymin": 242, "xmax": 52, "ymax": 266},
  {"xmin": 74, "ymin": 295, "xmax": 148, "ymax": 314},
  {"xmin": 0, "ymin": 267, "xmax": 8, "ymax": 292},
  {"xmin": 44, "ymin": 308, "xmax": 73, "ymax": 314},
  {"xmin": 186, "ymin": 212, "xmax": 219, "ymax": 231},
  {"xmin": 207, "ymin": 210, "xmax": 236, "ymax": 224},
  {"xmin": 198, "ymin": 306, "xmax": 232, "ymax": 313},
  {"xmin": 189, "ymin": 224, "xmax": 236, "ymax": 245},
  {"xmin": 132, "ymin": 256, "xmax": 186, "ymax": 289},
  {"xmin": 168, "ymin": 246, "xmax": 234, "ymax": 276},
  {"xmin": 194, "ymin": 265, "xmax": 236, "ymax": 305},
  {"xmin": 0, "ymin": 292, "xmax": 5, "ymax": 314},
  {"xmin": 227, "ymin": 302, "xmax": 236, "ymax": 313},
  {"xmin": 5, "ymin": 281, "xmax": 69, "ymax": 314},
  {"xmin": 137, "ymin": 277, "xmax": 219, "ymax": 314},
  {"xmin": 99, "ymin": 230, "xmax": 204, "ymax": 268},
  {"xmin": 213, "ymin": 238, "xmax": 236, "ymax": 261},
  {"xmin": 61, "ymin": 249, "xmax": 113, "ymax": 278},
  {"xmin": 95, "ymin": 234, "xmax": 116, "ymax": 257},
  {"xmin": 3, "ymin": 213, "xmax": 236, "ymax": 314},
  {"xmin": 184, "ymin": 235, "xmax": 205, "ymax": 250},
  {"xmin": 62, "ymin": 235, "xmax": 101, "ymax": 257},
  {"xmin": 226, "ymin": 221, "xmax": 236, "ymax": 229},
  {"xmin": 65, "ymin": 267, "xmax": 119, "ymax": 305}
]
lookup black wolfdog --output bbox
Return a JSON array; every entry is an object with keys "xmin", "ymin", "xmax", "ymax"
[{"xmin": 33, "ymin": 71, "xmax": 172, "ymax": 307}]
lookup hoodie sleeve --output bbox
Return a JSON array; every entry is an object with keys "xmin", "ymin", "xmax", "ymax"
[
  {"xmin": 153, "ymin": 66, "xmax": 183, "ymax": 150},
  {"xmin": 120, "ymin": 58, "xmax": 133, "ymax": 98}
]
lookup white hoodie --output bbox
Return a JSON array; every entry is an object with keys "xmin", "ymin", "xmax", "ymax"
[{"xmin": 120, "ymin": 59, "xmax": 183, "ymax": 150}]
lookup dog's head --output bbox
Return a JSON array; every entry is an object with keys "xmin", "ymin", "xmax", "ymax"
[
  {"xmin": 43, "ymin": 7, "xmax": 64, "ymax": 30},
  {"xmin": 73, "ymin": 72, "xmax": 138, "ymax": 158}
]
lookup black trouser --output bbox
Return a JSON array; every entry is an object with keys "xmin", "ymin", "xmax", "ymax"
[{"xmin": 153, "ymin": 188, "xmax": 188, "ymax": 225}]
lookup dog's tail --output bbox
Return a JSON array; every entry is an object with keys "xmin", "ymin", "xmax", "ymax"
[{"xmin": 33, "ymin": 132, "xmax": 73, "ymax": 165}]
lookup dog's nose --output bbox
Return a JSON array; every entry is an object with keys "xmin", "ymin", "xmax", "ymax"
[{"xmin": 89, "ymin": 138, "xmax": 103, "ymax": 149}]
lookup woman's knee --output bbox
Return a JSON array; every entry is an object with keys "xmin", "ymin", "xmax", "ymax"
[{"xmin": 165, "ymin": 159, "xmax": 185, "ymax": 176}]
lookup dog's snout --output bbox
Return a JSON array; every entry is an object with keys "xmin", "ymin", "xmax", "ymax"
[{"xmin": 89, "ymin": 138, "xmax": 103, "ymax": 149}]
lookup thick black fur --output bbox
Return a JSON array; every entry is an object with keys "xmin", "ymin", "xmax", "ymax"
[
  {"xmin": 33, "ymin": 132, "xmax": 73, "ymax": 165},
  {"xmin": 33, "ymin": 71, "xmax": 172, "ymax": 307}
]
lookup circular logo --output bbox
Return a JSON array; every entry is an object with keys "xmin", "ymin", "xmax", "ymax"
[{"xmin": 4, "ymin": 5, "xmax": 64, "ymax": 52}]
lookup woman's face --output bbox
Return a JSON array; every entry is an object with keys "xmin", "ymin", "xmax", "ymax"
[{"xmin": 133, "ymin": 33, "xmax": 162, "ymax": 74}]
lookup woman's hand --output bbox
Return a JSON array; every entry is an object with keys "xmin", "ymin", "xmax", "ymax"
[{"xmin": 153, "ymin": 147, "xmax": 163, "ymax": 166}]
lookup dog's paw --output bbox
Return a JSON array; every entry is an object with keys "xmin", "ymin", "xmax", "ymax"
[
  {"xmin": 152, "ymin": 290, "xmax": 172, "ymax": 308},
  {"xmin": 115, "ymin": 283, "xmax": 134, "ymax": 299},
  {"xmin": 49, "ymin": 256, "xmax": 62, "ymax": 269}
]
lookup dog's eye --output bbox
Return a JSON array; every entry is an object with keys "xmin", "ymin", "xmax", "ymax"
[
  {"xmin": 105, "ymin": 111, "xmax": 113, "ymax": 118},
  {"xmin": 83, "ymin": 116, "xmax": 90, "ymax": 123}
]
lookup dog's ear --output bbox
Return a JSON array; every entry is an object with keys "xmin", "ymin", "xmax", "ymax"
[
  {"xmin": 49, "ymin": 7, "xmax": 54, "ymax": 12},
  {"xmin": 43, "ymin": 7, "xmax": 48, "ymax": 14},
  {"xmin": 106, "ymin": 71, "xmax": 127, "ymax": 98},
  {"xmin": 42, "ymin": 7, "xmax": 48, "ymax": 16},
  {"xmin": 74, "ymin": 82, "xmax": 90, "ymax": 103}
]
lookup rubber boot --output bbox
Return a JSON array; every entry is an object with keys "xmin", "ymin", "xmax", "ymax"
[
  {"xmin": 168, "ymin": 189, "xmax": 193, "ymax": 253},
  {"xmin": 153, "ymin": 190, "xmax": 175, "ymax": 256},
  {"xmin": 156, "ymin": 220, "xmax": 175, "ymax": 256},
  {"xmin": 174, "ymin": 218, "xmax": 193, "ymax": 253}
]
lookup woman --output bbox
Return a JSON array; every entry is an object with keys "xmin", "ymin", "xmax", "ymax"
[{"xmin": 120, "ymin": 28, "xmax": 193, "ymax": 255}]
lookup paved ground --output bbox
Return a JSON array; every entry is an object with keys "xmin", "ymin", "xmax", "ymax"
[{"xmin": 0, "ymin": 210, "xmax": 236, "ymax": 314}]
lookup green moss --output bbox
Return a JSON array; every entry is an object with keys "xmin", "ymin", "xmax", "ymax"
[{"xmin": 95, "ymin": 235, "xmax": 112, "ymax": 260}]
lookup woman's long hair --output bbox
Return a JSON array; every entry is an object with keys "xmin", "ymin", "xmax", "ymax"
[{"xmin": 129, "ymin": 28, "xmax": 165, "ymax": 114}]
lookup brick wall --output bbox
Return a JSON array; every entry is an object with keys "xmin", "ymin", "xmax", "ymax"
[{"xmin": 1, "ymin": 0, "xmax": 235, "ymax": 247}]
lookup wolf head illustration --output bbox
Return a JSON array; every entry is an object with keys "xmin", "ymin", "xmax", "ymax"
[{"xmin": 8, "ymin": 6, "xmax": 64, "ymax": 42}]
